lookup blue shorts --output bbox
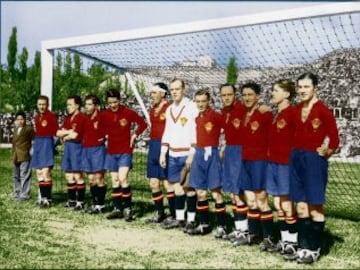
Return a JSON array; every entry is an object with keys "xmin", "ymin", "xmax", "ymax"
[
  {"xmin": 189, "ymin": 147, "xmax": 222, "ymax": 190},
  {"xmin": 222, "ymin": 145, "xmax": 243, "ymax": 194},
  {"xmin": 147, "ymin": 139, "xmax": 167, "ymax": 179},
  {"xmin": 61, "ymin": 141, "xmax": 83, "ymax": 172},
  {"xmin": 82, "ymin": 145, "xmax": 106, "ymax": 173},
  {"xmin": 104, "ymin": 153, "xmax": 132, "ymax": 172},
  {"xmin": 289, "ymin": 150, "xmax": 328, "ymax": 205},
  {"xmin": 31, "ymin": 137, "xmax": 55, "ymax": 169},
  {"xmin": 241, "ymin": 160, "xmax": 267, "ymax": 191},
  {"xmin": 168, "ymin": 156, "xmax": 187, "ymax": 183},
  {"xmin": 266, "ymin": 162, "xmax": 290, "ymax": 196}
]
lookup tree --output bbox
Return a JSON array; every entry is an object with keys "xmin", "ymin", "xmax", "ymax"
[
  {"xmin": 226, "ymin": 57, "xmax": 238, "ymax": 85},
  {"xmin": 7, "ymin": 27, "xmax": 17, "ymax": 81},
  {"xmin": 18, "ymin": 47, "xmax": 28, "ymax": 80}
]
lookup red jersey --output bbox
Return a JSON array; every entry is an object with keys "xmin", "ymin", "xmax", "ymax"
[
  {"xmin": 61, "ymin": 112, "xmax": 87, "ymax": 142},
  {"xmin": 221, "ymin": 100, "xmax": 246, "ymax": 145},
  {"xmin": 241, "ymin": 109, "xmax": 272, "ymax": 161},
  {"xmin": 100, "ymin": 105, "xmax": 148, "ymax": 154},
  {"xmin": 150, "ymin": 101, "xmax": 170, "ymax": 140},
  {"xmin": 268, "ymin": 105, "xmax": 296, "ymax": 164},
  {"xmin": 196, "ymin": 108, "xmax": 223, "ymax": 147},
  {"xmin": 83, "ymin": 110, "xmax": 105, "ymax": 148},
  {"xmin": 293, "ymin": 100, "xmax": 339, "ymax": 153},
  {"xmin": 34, "ymin": 110, "xmax": 59, "ymax": 137}
]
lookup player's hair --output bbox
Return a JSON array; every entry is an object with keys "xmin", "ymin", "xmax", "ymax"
[
  {"xmin": 106, "ymin": 88, "xmax": 121, "ymax": 100},
  {"xmin": 153, "ymin": 82, "xmax": 169, "ymax": 95},
  {"xmin": 297, "ymin": 72, "xmax": 319, "ymax": 87},
  {"xmin": 38, "ymin": 95, "xmax": 49, "ymax": 105},
  {"xmin": 67, "ymin": 95, "xmax": 82, "ymax": 107},
  {"xmin": 85, "ymin": 94, "xmax": 101, "ymax": 106},
  {"xmin": 170, "ymin": 78, "xmax": 185, "ymax": 89},
  {"xmin": 219, "ymin": 83, "xmax": 236, "ymax": 93},
  {"xmin": 273, "ymin": 79, "xmax": 296, "ymax": 100},
  {"xmin": 194, "ymin": 88, "xmax": 211, "ymax": 100},
  {"xmin": 15, "ymin": 111, "xmax": 26, "ymax": 119},
  {"xmin": 240, "ymin": 82, "xmax": 262, "ymax": 95}
]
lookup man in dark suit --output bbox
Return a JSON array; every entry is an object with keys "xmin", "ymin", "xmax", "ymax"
[{"xmin": 12, "ymin": 111, "xmax": 35, "ymax": 201}]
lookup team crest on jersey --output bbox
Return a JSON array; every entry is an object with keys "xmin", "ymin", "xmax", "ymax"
[
  {"xmin": 120, "ymin": 118, "xmax": 128, "ymax": 127},
  {"xmin": 311, "ymin": 118, "xmax": 321, "ymax": 131},
  {"xmin": 276, "ymin": 118, "xmax": 287, "ymax": 130},
  {"xmin": 93, "ymin": 121, "xmax": 98, "ymax": 129},
  {"xmin": 232, "ymin": 118, "xmax": 241, "ymax": 129},
  {"xmin": 204, "ymin": 122, "xmax": 214, "ymax": 133},
  {"xmin": 41, "ymin": 120, "xmax": 47, "ymax": 127},
  {"xmin": 250, "ymin": 121, "xmax": 259, "ymax": 133},
  {"xmin": 180, "ymin": 117, "xmax": 188, "ymax": 126},
  {"xmin": 72, "ymin": 123, "xmax": 77, "ymax": 130},
  {"xmin": 160, "ymin": 113, "xmax": 166, "ymax": 121}
]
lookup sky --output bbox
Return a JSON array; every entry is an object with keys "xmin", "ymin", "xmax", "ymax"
[{"xmin": 0, "ymin": 1, "xmax": 333, "ymax": 66}]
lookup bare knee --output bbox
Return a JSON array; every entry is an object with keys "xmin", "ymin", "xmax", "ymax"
[
  {"xmin": 149, "ymin": 178, "xmax": 160, "ymax": 192},
  {"xmin": 296, "ymin": 202, "xmax": 309, "ymax": 218},
  {"xmin": 196, "ymin": 190, "xmax": 207, "ymax": 201},
  {"xmin": 273, "ymin": 196, "xmax": 281, "ymax": 212},
  {"xmin": 245, "ymin": 191, "xmax": 257, "ymax": 209},
  {"xmin": 211, "ymin": 189, "xmax": 223, "ymax": 204},
  {"xmin": 309, "ymin": 205, "xmax": 324, "ymax": 222},
  {"xmin": 255, "ymin": 191, "xmax": 270, "ymax": 212},
  {"xmin": 173, "ymin": 183, "xmax": 184, "ymax": 196}
]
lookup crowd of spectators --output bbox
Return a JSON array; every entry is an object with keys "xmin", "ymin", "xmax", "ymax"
[{"xmin": 1, "ymin": 49, "xmax": 359, "ymax": 158}]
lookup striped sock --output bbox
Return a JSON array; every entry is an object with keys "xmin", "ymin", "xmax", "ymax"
[
  {"xmin": 197, "ymin": 200, "xmax": 210, "ymax": 224},
  {"xmin": 260, "ymin": 210, "xmax": 274, "ymax": 238},
  {"xmin": 152, "ymin": 191, "xmax": 164, "ymax": 215},
  {"xmin": 97, "ymin": 185, "xmax": 107, "ymax": 206},
  {"xmin": 215, "ymin": 202, "xmax": 226, "ymax": 227},
  {"xmin": 43, "ymin": 180, "xmax": 52, "ymax": 199},
  {"xmin": 186, "ymin": 194, "xmax": 197, "ymax": 222},
  {"xmin": 76, "ymin": 183, "xmax": 86, "ymax": 203},
  {"xmin": 297, "ymin": 217, "xmax": 312, "ymax": 249},
  {"xmin": 248, "ymin": 208, "xmax": 261, "ymax": 236},
  {"xmin": 235, "ymin": 205, "xmax": 249, "ymax": 232},
  {"xmin": 122, "ymin": 186, "xmax": 132, "ymax": 209},
  {"xmin": 111, "ymin": 187, "xmax": 122, "ymax": 210},
  {"xmin": 167, "ymin": 191, "xmax": 176, "ymax": 218},
  {"xmin": 67, "ymin": 183, "xmax": 77, "ymax": 202},
  {"xmin": 90, "ymin": 185, "xmax": 98, "ymax": 205}
]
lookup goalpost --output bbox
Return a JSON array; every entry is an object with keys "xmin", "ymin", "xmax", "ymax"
[{"xmin": 41, "ymin": 2, "xmax": 360, "ymax": 216}]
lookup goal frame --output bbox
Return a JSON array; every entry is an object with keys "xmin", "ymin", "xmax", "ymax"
[{"xmin": 40, "ymin": 2, "xmax": 360, "ymax": 121}]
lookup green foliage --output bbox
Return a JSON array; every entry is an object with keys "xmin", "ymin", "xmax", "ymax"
[
  {"xmin": 1, "ymin": 26, "xmax": 150, "ymax": 112},
  {"xmin": 18, "ymin": 47, "xmax": 28, "ymax": 80},
  {"xmin": 226, "ymin": 56, "xmax": 238, "ymax": 85},
  {"xmin": 7, "ymin": 27, "xmax": 17, "ymax": 80},
  {"xmin": 1, "ymin": 27, "xmax": 41, "ymax": 112}
]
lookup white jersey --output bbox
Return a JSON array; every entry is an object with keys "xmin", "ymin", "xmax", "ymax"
[{"xmin": 161, "ymin": 97, "xmax": 198, "ymax": 157}]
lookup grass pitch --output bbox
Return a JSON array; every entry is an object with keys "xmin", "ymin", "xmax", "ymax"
[{"xmin": 0, "ymin": 148, "xmax": 359, "ymax": 269}]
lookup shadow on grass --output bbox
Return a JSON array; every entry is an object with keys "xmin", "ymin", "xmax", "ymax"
[
  {"xmin": 326, "ymin": 208, "xmax": 360, "ymax": 222},
  {"xmin": 321, "ymin": 228, "xmax": 344, "ymax": 255}
]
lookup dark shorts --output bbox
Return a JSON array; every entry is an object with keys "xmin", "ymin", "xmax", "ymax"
[
  {"xmin": 147, "ymin": 139, "xmax": 167, "ymax": 179},
  {"xmin": 289, "ymin": 150, "xmax": 328, "ymax": 205},
  {"xmin": 168, "ymin": 156, "xmax": 187, "ymax": 183},
  {"xmin": 82, "ymin": 145, "xmax": 106, "ymax": 173},
  {"xmin": 104, "ymin": 153, "xmax": 132, "ymax": 172},
  {"xmin": 240, "ymin": 160, "xmax": 268, "ymax": 191},
  {"xmin": 222, "ymin": 145, "xmax": 243, "ymax": 194},
  {"xmin": 266, "ymin": 162, "xmax": 290, "ymax": 196},
  {"xmin": 31, "ymin": 137, "xmax": 55, "ymax": 169},
  {"xmin": 189, "ymin": 147, "xmax": 222, "ymax": 190},
  {"xmin": 61, "ymin": 141, "xmax": 83, "ymax": 172}
]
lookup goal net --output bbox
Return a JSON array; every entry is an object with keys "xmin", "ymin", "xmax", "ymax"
[{"xmin": 43, "ymin": 3, "xmax": 360, "ymax": 218}]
